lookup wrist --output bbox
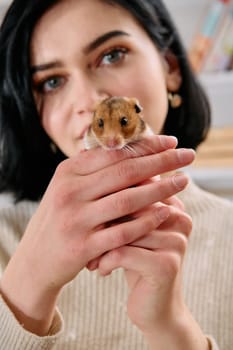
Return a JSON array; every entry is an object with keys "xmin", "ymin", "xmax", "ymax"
[
  {"xmin": 0, "ymin": 252, "xmax": 60, "ymax": 336},
  {"xmin": 143, "ymin": 306, "xmax": 209, "ymax": 350}
]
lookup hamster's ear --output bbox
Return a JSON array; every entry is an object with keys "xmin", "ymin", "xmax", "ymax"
[
  {"xmin": 129, "ymin": 97, "xmax": 143, "ymax": 113},
  {"xmin": 162, "ymin": 50, "xmax": 182, "ymax": 92},
  {"xmin": 135, "ymin": 103, "xmax": 142, "ymax": 113}
]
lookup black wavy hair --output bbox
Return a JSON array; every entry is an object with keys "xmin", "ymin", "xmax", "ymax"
[{"xmin": 0, "ymin": 0, "xmax": 211, "ymax": 201}]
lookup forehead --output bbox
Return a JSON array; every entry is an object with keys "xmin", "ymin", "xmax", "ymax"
[{"xmin": 30, "ymin": 0, "xmax": 144, "ymax": 63}]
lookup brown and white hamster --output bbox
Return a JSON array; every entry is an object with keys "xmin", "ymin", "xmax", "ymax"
[{"xmin": 84, "ymin": 96, "xmax": 153, "ymax": 150}]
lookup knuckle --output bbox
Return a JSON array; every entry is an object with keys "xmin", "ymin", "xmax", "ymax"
[
  {"xmin": 182, "ymin": 213, "xmax": 193, "ymax": 237},
  {"xmin": 55, "ymin": 159, "xmax": 70, "ymax": 177},
  {"xmin": 147, "ymin": 211, "xmax": 163, "ymax": 229},
  {"xmin": 113, "ymin": 227, "xmax": 131, "ymax": 247},
  {"xmin": 110, "ymin": 248, "xmax": 124, "ymax": 263},
  {"xmin": 162, "ymin": 252, "xmax": 180, "ymax": 278},
  {"xmin": 176, "ymin": 234, "xmax": 188, "ymax": 254},
  {"xmin": 173, "ymin": 210, "xmax": 193, "ymax": 237},
  {"xmin": 54, "ymin": 184, "xmax": 75, "ymax": 210},
  {"xmin": 158, "ymin": 149, "xmax": 173, "ymax": 167}
]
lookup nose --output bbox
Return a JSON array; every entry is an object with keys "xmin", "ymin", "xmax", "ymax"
[{"xmin": 72, "ymin": 73, "xmax": 109, "ymax": 116}]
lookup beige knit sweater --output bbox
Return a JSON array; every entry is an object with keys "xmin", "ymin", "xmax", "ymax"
[{"xmin": 0, "ymin": 179, "xmax": 232, "ymax": 350}]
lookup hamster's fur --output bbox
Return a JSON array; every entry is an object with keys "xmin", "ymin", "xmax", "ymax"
[{"xmin": 84, "ymin": 96, "xmax": 153, "ymax": 150}]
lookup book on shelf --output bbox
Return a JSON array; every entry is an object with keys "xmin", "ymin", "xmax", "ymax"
[
  {"xmin": 189, "ymin": 0, "xmax": 233, "ymax": 73},
  {"xmin": 203, "ymin": 2, "xmax": 233, "ymax": 72}
]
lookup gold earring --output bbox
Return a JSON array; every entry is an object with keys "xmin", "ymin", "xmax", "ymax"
[
  {"xmin": 168, "ymin": 92, "xmax": 182, "ymax": 108},
  {"xmin": 50, "ymin": 142, "xmax": 57, "ymax": 154}
]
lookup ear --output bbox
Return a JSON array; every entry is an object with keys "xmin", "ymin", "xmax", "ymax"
[
  {"xmin": 129, "ymin": 97, "xmax": 143, "ymax": 113},
  {"xmin": 134, "ymin": 103, "xmax": 142, "ymax": 113},
  {"xmin": 162, "ymin": 51, "xmax": 182, "ymax": 92}
]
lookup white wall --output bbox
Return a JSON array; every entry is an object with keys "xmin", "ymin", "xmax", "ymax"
[
  {"xmin": 164, "ymin": 0, "xmax": 212, "ymax": 47},
  {"xmin": 164, "ymin": 0, "xmax": 233, "ymax": 127}
]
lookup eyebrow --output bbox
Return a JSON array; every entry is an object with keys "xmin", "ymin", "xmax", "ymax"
[
  {"xmin": 31, "ymin": 30, "xmax": 130, "ymax": 75},
  {"xmin": 83, "ymin": 30, "xmax": 130, "ymax": 54},
  {"xmin": 31, "ymin": 61, "xmax": 62, "ymax": 75}
]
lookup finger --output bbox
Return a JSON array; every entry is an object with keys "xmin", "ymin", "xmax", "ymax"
[
  {"xmin": 133, "ymin": 204, "xmax": 192, "ymax": 238},
  {"xmin": 158, "ymin": 207, "xmax": 192, "ymax": 236},
  {"xmin": 86, "ymin": 205, "xmax": 168, "ymax": 271},
  {"xmin": 85, "ymin": 205, "xmax": 170, "ymax": 263},
  {"xmin": 97, "ymin": 245, "xmax": 180, "ymax": 279},
  {"xmin": 72, "ymin": 135, "xmax": 178, "ymax": 175},
  {"xmin": 129, "ymin": 231, "xmax": 188, "ymax": 255},
  {"xmin": 139, "ymin": 176, "xmax": 184, "ymax": 210},
  {"xmin": 89, "ymin": 173, "xmax": 189, "ymax": 228},
  {"xmin": 162, "ymin": 195, "xmax": 185, "ymax": 211},
  {"xmin": 87, "ymin": 229, "xmax": 187, "ymax": 272},
  {"xmin": 80, "ymin": 148, "xmax": 195, "ymax": 200}
]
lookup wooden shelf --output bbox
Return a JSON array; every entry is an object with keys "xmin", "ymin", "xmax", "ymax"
[
  {"xmin": 193, "ymin": 127, "xmax": 233, "ymax": 168},
  {"xmin": 188, "ymin": 127, "xmax": 233, "ymax": 199}
]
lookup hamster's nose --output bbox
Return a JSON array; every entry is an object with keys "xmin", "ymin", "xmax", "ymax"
[{"xmin": 105, "ymin": 137, "xmax": 121, "ymax": 149}]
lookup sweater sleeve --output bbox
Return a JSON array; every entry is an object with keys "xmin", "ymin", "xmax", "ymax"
[
  {"xmin": 0, "ymin": 195, "xmax": 64, "ymax": 349},
  {"xmin": 0, "ymin": 294, "xmax": 63, "ymax": 350},
  {"xmin": 206, "ymin": 335, "xmax": 220, "ymax": 350}
]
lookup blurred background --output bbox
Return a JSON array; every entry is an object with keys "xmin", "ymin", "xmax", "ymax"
[
  {"xmin": 164, "ymin": 0, "xmax": 233, "ymax": 200},
  {"xmin": 1, "ymin": 0, "xmax": 233, "ymax": 199}
]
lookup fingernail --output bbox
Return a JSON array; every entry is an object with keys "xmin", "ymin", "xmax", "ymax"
[
  {"xmin": 177, "ymin": 148, "xmax": 196, "ymax": 163},
  {"xmin": 157, "ymin": 206, "xmax": 170, "ymax": 221},
  {"xmin": 173, "ymin": 173, "xmax": 188, "ymax": 189},
  {"xmin": 159, "ymin": 135, "xmax": 178, "ymax": 149}
]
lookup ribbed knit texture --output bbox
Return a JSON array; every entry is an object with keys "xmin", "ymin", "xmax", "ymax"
[
  {"xmin": 179, "ymin": 181, "xmax": 233, "ymax": 350},
  {"xmin": 0, "ymin": 179, "xmax": 232, "ymax": 349}
]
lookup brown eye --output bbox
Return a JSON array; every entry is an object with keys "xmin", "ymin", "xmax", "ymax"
[
  {"xmin": 120, "ymin": 117, "xmax": 128, "ymax": 126},
  {"xmin": 98, "ymin": 118, "xmax": 104, "ymax": 128}
]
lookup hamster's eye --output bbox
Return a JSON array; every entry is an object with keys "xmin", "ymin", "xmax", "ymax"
[
  {"xmin": 98, "ymin": 118, "xmax": 104, "ymax": 128},
  {"xmin": 120, "ymin": 117, "xmax": 128, "ymax": 126}
]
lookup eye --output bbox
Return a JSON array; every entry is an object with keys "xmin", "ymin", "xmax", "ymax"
[
  {"xmin": 35, "ymin": 76, "xmax": 65, "ymax": 93},
  {"xmin": 100, "ymin": 48, "xmax": 128, "ymax": 66},
  {"xmin": 120, "ymin": 117, "xmax": 128, "ymax": 126},
  {"xmin": 98, "ymin": 118, "xmax": 104, "ymax": 128}
]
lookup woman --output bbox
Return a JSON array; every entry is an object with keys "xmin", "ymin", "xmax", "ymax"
[{"xmin": 0, "ymin": 0, "xmax": 232, "ymax": 349}]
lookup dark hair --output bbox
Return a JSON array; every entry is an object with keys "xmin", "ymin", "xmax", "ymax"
[{"xmin": 0, "ymin": 0, "xmax": 211, "ymax": 201}]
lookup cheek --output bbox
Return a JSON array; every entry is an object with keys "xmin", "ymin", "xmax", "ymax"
[
  {"xmin": 41, "ymin": 104, "xmax": 59, "ymax": 139},
  {"xmin": 143, "ymin": 87, "xmax": 168, "ymax": 134},
  {"xmin": 36, "ymin": 95, "xmax": 67, "ymax": 144},
  {"xmin": 36, "ymin": 97, "xmax": 63, "ymax": 142},
  {"xmin": 124, "ymin": 75, "xmax": 168, "ymax": 134},
  {"xmin": 113, "ymin": 57, "xmax": 168, "ymax": 134}
]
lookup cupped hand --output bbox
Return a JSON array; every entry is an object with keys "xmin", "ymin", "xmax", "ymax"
[
  {"xmin": 96, "ymin": 197, "xmax": 192, "ymax": 326},
  {"xmin": 16, "ymin": 136, "xmax": 194, "ymax": 289},
  {"xmin": 95, "ymin": 178, "xmax": 209, "ymax": 349},
  {"xmin": 0, "ymin": 135, "xmax": 195, "ymax": 335}
]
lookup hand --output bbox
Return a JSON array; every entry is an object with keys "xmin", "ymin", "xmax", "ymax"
[
  {"xmin": 96, "ymin": 190, "xmax": 209, "ymax": 350},
  {"xmin": 95, "ymin": 196, "xmax": 191, "ymax": 323},
  {"xmin": 0, "ymin": 135, "xmax": 195, "ymax": 335}
]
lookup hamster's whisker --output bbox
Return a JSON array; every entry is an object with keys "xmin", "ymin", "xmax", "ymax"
[{"xmin": 123, "ymin": 144, "xmax": 139, "ymax": 156}]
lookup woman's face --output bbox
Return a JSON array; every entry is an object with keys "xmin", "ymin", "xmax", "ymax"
[{"xmin": 30, "ymin": 0, "xmax": 175, "ymax": 157}]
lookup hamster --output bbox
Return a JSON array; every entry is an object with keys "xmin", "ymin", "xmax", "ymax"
[{"xmin": 84, "ymin": 96, "xmax": 153, "ymax": 150}]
